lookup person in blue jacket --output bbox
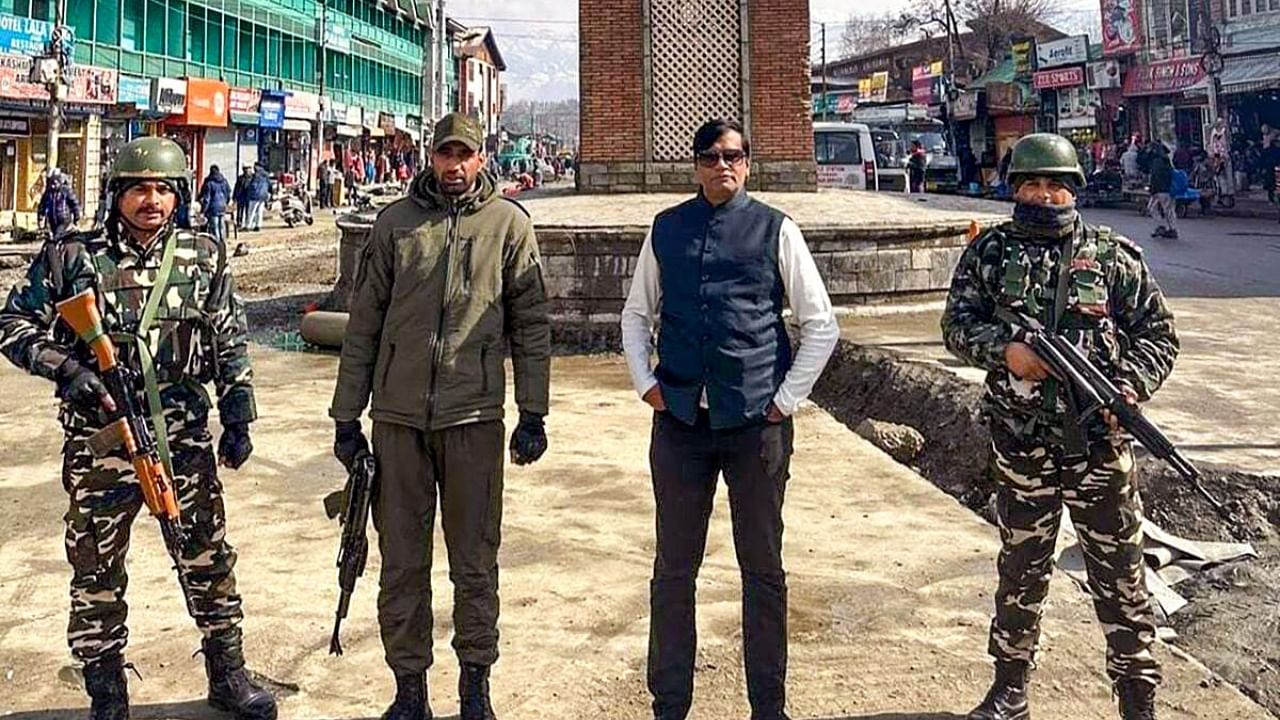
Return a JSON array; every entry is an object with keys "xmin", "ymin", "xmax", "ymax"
[
  {"xmin": 246, "ymin": 165, "xmax": 271, "ymax": 232},
  {"xmin": 198, "ymin": 165, "xmax": 233, "ymax": 243}
]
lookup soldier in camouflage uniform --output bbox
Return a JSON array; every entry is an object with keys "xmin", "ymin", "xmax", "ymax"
[
  {"xmin": 0, "ymin": 138, "xmax": 276, "ymax": 720},
  {"xmin": 941, "ymin": 134, "xmax": 1178, "ymax": 720}
]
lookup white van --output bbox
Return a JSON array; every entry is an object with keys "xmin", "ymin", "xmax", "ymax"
[{"xmin": 813, "ymin": 121, "xmax": 879, "ymax": 191}]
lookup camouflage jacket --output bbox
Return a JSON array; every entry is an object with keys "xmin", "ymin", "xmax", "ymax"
[
  {"xmin": 0, "ymin": 226, "xmax": 255, "ymax": 433},
  {"xmin": 941, "ymin": 220, "xmax": 1178, "ymax": 444}
]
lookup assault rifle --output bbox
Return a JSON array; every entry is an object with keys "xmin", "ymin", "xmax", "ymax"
[
  {"xmin": 323, "ymin": 451, "xmax": 376, "ymax": 656},
  {"xmin": 999, "ymin": 309, "xmax": 1228, "ymax": 517},
  {"xmin": 55, "ymin": 290, "xmax": 194, "ymax": 602}
]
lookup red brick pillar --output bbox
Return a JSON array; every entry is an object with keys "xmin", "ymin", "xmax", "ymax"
[
  {"xmin": 747, "ymin": 0, "xmax": 816, "ymax": 191},
  {"xmin": 578, "ymin": 0, "xmax": 645, "ymax": 192}
]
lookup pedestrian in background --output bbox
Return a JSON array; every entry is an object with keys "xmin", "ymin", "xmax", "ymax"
[
  {"xmin": 1148, "ymin": 144, "xmax": 1178, "ymax": 239},
  {"xmin": 246, "ymin": 164, "xmax": 270, "ymax": 232},
  {"xmin": 37, "ymin": 169, "xmax": 81, "ymax": 239},
  {"xmin": 317, "ymin": 160, "xmax": 332, "ymax": 209},
  {"xmin": 233, "ymin": 165, "xmax": 252, "ymax": 230},
  {"xmin": 908, "ymin": 139, "xmax": 928, "ymax": 194},
  {"xmin": 197, "ymin": 164, "xmax": 232, "ymax": 243}
]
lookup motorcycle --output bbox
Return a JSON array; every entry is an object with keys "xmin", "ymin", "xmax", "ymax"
[
  {"xmin": 1080, "ymin": 167, "xmax": 1124, "ymax": 208},
  {"xmin": 279, "ymin": 187, "xmax": 315, "ymax": 228}
]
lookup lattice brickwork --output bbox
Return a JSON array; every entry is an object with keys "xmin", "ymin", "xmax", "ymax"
[{"xmin": 648, "ymin": 0, "xmax": 743, "ymax": 162}]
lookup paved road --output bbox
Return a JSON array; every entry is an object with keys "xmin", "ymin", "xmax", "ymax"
[{"xmin": 1081, "ymin": 206, "xmax": 1280, "ymax": 299}]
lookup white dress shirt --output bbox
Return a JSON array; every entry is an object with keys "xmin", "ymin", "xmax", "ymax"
[{"xmin": 620, "ymin": 215, "xmax": 840, "ymax": 416}]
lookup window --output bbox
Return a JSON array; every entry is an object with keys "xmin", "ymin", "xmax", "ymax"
[
  {"xmin": 167, "ymin": 0, "xmax": 186, "ymax": 59},
  {"xmin": 189, "ymin": 9, "xmax": 206, "ymax": 63},
  {"xmin": 238, "ymin": 23, "xmax": 253, "ymax": 72},
  {"xmin": 815, "ymin": 132, "xmax": 864, "ymax": 165},
  {"xmin": 95, "ymin": 0, "xmax": 120, "ymax": 44},
  {"xmin": 121, "ymin": 0, "xmax": 144, "ymax": 51},
  {"xmin": 67, "ymin": 0, "xmax": 93, "ymax": 45},
  {"xmin": 223, "ymin": 16, "xmax": 238, "ymax": 70},
  {"xmin": 204, "ymin": 9, "xmax": 222, "ymax": 66},
  {"xmin": 145, "ymin": 0, "xmax": 165, "ymax": 54}
]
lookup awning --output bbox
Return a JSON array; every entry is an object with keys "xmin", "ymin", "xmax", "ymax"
[
  {"xmin": 282, "ymin": 118, "xmax": 312, "ymax": 132},
  {"xmin": 1219, "ymin": 53, "xmax": 1280, "ymax": 95},
  {"xmin": 969, "ymin": 58, "xmax": 1016, "ymax": 90},
  {"xmin": 335, "ymin": 124, "xmax": 362, "ymax": 137}
]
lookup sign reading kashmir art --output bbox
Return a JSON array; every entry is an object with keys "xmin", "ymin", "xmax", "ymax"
[
  {"xmin": 1121, "ymin": 57, "xmax": 1206, "ymax": 96},
  {"xmin": 1101, "ymin": 0, "xmax": 1143, "ymax": 56},
  {"xmin": 0, "ymin": 53, "xmax": 117, "ymax": 103},
  {"xmin": 0, "ymin": 12, "xmax": 52, "ymax": 56}
]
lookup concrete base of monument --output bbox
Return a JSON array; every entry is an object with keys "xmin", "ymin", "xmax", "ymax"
[{"xmin": 519, "ymin": 187, "xmax": 1010, "ymax": 316}]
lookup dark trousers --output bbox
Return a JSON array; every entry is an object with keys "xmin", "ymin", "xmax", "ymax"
[
  {"xmin": 647, "ymin": 410, "xmax": 793, "ymax": 720},
  {"xmin": 372, "ymin": 420, "xmax": 505, "ymax": 674}
]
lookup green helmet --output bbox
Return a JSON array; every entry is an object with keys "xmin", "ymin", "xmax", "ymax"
[
  {"xmin": 1007, "ymin": 133, "xmax": 1087, "ymax": 190},
  {"xmin": 107, "ymin": 137, "xmax": 192, "ymax": 203}
]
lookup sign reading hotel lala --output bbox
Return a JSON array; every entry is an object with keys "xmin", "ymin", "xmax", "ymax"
[
  {"xmin": 1033, "ymin": 66, "xmax": 1085, "ymax": 90},
  {"xmin": 1122, "ymin": 56, "xmax": 1206, "ymax": 96}
]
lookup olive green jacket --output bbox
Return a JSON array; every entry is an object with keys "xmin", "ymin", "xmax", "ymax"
[{"xmin": 330, "ymin": 171, "xmax": 550, "ymax": 431}]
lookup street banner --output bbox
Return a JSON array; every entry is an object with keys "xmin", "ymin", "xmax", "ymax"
[{"xmin": 1102, "ymin": 0, "xmax": 1143, "ymax": 56}]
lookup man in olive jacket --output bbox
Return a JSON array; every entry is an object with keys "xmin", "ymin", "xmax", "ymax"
[{"xmin": 329, "ymin": 113, "xmax": 551, "ymax": 720}]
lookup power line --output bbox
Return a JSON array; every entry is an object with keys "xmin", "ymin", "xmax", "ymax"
[{"xmin": 453, "ymin": 16, "xmax": 578, "ymax": 25}]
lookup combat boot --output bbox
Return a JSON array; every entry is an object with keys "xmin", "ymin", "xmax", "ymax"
[
  {"xmin": 201, "ymin": 628, "xmax": 278, "ymax": 720},
  {"xmin": 83, "ymin": 655, "xmax": 129, "ymax": 720},
  {"xmin": 459, "ymin": 663, "xmax": 497, "ymax": 720},
  {"xmin": 1115, "ymin": 678, "xmax": 1157, "ymax": 720},
  {"xmin": 967, "ymin": 660, "xmax": 1030, "ymax": 720},
  {"xmin": 381, "ymin": 672, "xmax": 431, "ymax": 720}
]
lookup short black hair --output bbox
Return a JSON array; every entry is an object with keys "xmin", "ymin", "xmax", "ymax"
[{"xmin": 693, "ymin": 119, "xmax": 750, "ymax": 157}]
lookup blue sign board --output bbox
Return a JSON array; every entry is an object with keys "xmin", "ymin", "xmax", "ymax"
[
  {"xmin": 259, "ymin": 93, "xmax": 284, "ymax": 129},
  {"xmin": 116, "ymin": 75, "xmax": 151, "ymax": 109},
  {"xmin": 0, "ymin": 12, "xmax": 52, "ymax": 56}
]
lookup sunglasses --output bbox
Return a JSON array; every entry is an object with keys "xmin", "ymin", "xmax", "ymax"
[{"xmin": 695, "ymin": 149, "xmax": 748, "ymax": 168}]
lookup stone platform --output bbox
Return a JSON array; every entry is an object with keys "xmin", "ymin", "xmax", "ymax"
[{"xmin": 519, "ymin": 187, "xmax": 1009, "ymax": 317}]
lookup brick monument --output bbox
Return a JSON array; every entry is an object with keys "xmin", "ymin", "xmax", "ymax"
[{"xmin": 578, "ymin": 0, "xmax": 817, "ymax": 193}]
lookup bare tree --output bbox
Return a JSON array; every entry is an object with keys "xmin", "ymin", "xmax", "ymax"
[
  {"xmin": 900, "ymin": 0, "xmax": 1066, "ymax": 75},
  {"xmin": 838, "ymin": 11, "xmax": 913, "ymax": 58}
]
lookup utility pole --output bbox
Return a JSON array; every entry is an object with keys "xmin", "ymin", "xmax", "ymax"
[
  {"xmin": 314, "ymin": 0, "xmax": 328, "ymax": 190},
  {"xmin": 44, "ymin": 0, "xmax": 70, "ymax": 177},
  {"xmin": 821, "ymin": 23, "xmax": 829, "ymax": 121}
]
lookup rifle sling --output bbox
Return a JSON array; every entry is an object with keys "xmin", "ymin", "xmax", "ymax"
[
  {"xmin": 1046, "ymin": 224, "xmax": 1087, "ymax": 453},
  {"xmin": 121, "ymin": 235, "xmax": 180, "ymax": 477}
]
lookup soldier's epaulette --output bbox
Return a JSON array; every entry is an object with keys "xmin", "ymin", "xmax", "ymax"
[
  {"xmin": 1097, "ymin": 224, "xmax": 1143, "ymax": 256},
  {"xmin": 500, "ymin": 196, "xmax": 531, "ymax": 218}
]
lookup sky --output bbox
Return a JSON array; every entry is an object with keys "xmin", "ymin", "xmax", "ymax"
[{"xmin": 454, "ymin": 0, "xmax": 1104, "ymax": 102}]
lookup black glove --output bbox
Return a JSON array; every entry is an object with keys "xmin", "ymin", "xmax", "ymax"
[
  {"xmin": 218, "ymin": 422, "xmax": 253, "ymax": 469},
  {"xmin": 334, "ymin": 419, "xmax": 369, "ymax": 472},
  {"xmin": 509, "ymin": 411, "xmax": 547, "ymax": 466},
  {"xmin": 56, "ymin": 359, "xmax": 115, "ymax": 415}
]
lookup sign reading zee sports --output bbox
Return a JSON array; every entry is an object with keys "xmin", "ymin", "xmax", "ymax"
[
  {"xmin": 1035, "ymin": 36, "xmax": 1089, "ymax": 69},
  {"xmin": 1033, "ymin": 66, "xmax": 1086, "ymax": 90}
]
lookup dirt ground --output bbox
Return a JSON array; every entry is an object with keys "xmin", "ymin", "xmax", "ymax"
[{"xmin": 0, "ymin": 350, "xmax": 1272, "ymax": 719}]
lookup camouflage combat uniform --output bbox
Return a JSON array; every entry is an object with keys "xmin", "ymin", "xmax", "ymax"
[
  {"xmin": 0, "ymin": 226, "xmax": 255, "ymax": 663},
  {"xmin": 941, "ymin": 218, "xmax": 1178, "ymax": 685}
]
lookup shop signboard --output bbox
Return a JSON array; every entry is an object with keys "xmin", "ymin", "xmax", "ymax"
[
  {"xmin": 344, "ymin": 104, "xmax": 362, "ymax": 127},
  {"xmin": 1121, "ymin": 57, "xmax": 1205, "ymax": 97},
  {"xmin": 177, "ymin": 78, "xmax": 228, "ymax": 126},
  {"xmin": 117, "ymin": 75, "xmax": 151, "ymax": 109},
  {"xmin": 1033, "ymin": 66, "xmax": 1085, "ymax": 90},
  {"xmin": 1101, "ymin": 0, "xmax": 1143, "ymax": 56},
  {"xmin": 321, "ymin": 23, "xmax": 351, "ymax": 54},
  {"xmin": 986, "ymin": 81, "xmax": 1038, "ymax": 115},
  {"xmin": 284, "ymin": 90, "xmax": 320, "ymax": 120},
  {"xmin": 0, "ymin": 12, "xmax": 51, "ymax": 56},
  {"xmin": 0, "ymin": 116, "xmax": 29, "ymax": 136},
  {"xmin": 229, "ymin": 86, "xmax": 261, "ymax": 114},
  {"xmin": 259, "ymin": 92, "xmax": 285, "ymax": 129},
  {"xmin": 151, "ymin": 77, "xmax": 187, "ymax": 114},
  {"xmin": 1087, "ymin": 60, "xmax": 1122, "ymax": 90},
  {"xmin": 912, "ymin": 64, "xmax": 939, "ymax": 105},
  {"xmin": 379, "ymin": 112, "xmax": 396, "ymax": 135},
  {"xmin": 324, "ymin": 98, "xmax": 347, "ymax": 124},
  {"xmin": 836, "ymin": 95, "xmax": 856, "ymax": 114},
  {"xmin": 1036, "ymin": 36, "xmax": 1089, "ymax": 69},
  {"xmin": 0, "ymin": 54, "xmax": 116, "ymax": 103},
  {"xmin": 951, "ymin": 90, "xmax": 979, "ymax": 121},
  {"xmin": 1011, "ymin": 39, "xmax": 1034, "ymax": 79}
]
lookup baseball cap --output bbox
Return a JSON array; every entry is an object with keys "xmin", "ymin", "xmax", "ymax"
[{"xmin": 431, "ymin": 112, "xmax": 484, "ymax": 153}]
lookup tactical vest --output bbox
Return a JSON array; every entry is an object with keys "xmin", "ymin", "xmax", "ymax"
[{"xmin": 995, "ymin": 224, "xmax": 1118, "ymax": 331}]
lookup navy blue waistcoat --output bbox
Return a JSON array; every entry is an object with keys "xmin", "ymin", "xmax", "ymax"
[{"xmin": 652, "ymin": 191, "xmax": 792, "ymax": 429}]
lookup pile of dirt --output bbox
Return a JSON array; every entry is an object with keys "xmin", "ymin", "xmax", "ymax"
[{"xmin": 810, "ymin": 337, "xmax": 1280, "ymax": 717}]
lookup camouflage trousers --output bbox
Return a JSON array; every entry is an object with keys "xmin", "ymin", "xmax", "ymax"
[
  {"xmin": 987, "ymin": 426, "xmax": 1161, "ymax": 684},
  {"xmin": 61, "ymin": 420, "xmax": 242, "ymax": 663}
]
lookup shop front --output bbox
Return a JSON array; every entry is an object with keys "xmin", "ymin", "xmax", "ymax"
[
  {"xmin": 1218, "ymin": 51, "xmax": 1280, "ymax": 149},
  {"xmin": 257, "ymin": 91, "xmax": 287, "ymax": 176},
  {"xmin": 986, "ymin": 80, "xmax": 1038, "ymax": 181},
  {"xmin": 229, "ymin": 86, "xmax": 262, "ymax": 172},
  {"xmin": 283, "ymin": 90, "xmax": 320, "ymax": 186},
  {"xmin": 1121, "ymin": 56, "xmax": 1208, "ymax": 150}
]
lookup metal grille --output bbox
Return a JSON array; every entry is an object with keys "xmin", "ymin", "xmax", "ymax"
[{"xmin": 648, "ymin": 0, "xmax": 743, "ymax": 162}]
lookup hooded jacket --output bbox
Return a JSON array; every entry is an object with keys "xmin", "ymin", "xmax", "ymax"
[{"xmin": 330, "ymin": 170, "xmax": 550, "ymax": 431}]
